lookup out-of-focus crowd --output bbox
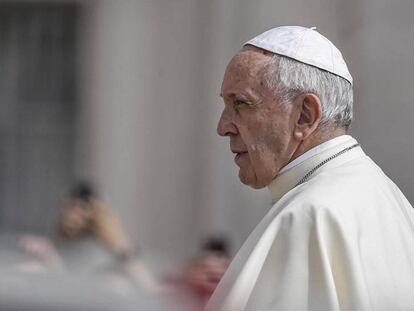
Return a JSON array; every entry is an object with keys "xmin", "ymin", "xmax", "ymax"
[{"xmin": 0, "ymin": 182, "xmax": 230, "ymax": 311}]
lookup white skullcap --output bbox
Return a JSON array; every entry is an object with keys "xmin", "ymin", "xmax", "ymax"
[{"xmin": 244, "ymin": 26, "xmax": 353, "ymax": 85}]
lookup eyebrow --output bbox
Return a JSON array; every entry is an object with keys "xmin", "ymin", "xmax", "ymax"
[{"xmin": 220, "ymin": 92, "xmax": 250, "ymax": 101}]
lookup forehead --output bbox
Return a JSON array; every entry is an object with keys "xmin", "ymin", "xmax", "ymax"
[{"xmin": 221, "ymin": 46, "xmax": 271, "ymax": 96}]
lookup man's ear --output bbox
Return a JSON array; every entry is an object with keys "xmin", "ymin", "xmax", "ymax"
[{"xmin": 293, "ymin": 93, "xmax": 322, "ymax": 141}]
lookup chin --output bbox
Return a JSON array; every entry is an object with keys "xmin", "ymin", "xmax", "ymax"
[{"xmin": 238, "ymin": 171, "xmax": 267, "ymax": 189}]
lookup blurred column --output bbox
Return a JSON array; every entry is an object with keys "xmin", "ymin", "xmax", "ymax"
[
  {"xmin": 77, "ymin": 0, "xmax": 159, "ymax": 258},
  {"xmin": 77, "ymin": 0, "xmax": 206, "ymax": 269}
]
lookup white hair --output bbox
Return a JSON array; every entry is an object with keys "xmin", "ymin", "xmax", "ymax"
[{"xmin": 263, "ymin": 54, "xmax": 353, "ymax": 129}]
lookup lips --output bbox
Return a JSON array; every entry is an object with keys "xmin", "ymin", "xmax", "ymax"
[{"xmin": 231, "ymin": 148, "xmax": 247, "ymax": 154}]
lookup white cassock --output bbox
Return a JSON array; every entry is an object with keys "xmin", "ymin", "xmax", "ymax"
[{"xmin": 205, "ymin": 135, "xmax": 414, "ymax": 311}]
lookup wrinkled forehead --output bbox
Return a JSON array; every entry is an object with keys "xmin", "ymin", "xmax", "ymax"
[{"xmin": 221, "ymin": 46, "xmax": 272, "ymax": 95}]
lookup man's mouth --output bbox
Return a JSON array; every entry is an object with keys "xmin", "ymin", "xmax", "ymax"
[{"xmin": 234, "ymin": 151, "xmax": 248, "ymax": 162}]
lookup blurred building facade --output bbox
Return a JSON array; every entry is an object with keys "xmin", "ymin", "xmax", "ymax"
[
  {"xmin": 1, "ymin": 0, "xmax": 414, "ymax": 269},
  {"xmin": 0, "ymin": 3, "xmax": 78, "ymax": 234}
]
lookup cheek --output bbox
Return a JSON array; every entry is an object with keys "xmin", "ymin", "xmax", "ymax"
[
  {"xmin": 236, "ymin": 110, "xmax": 286, "ymax": 165},
  {"xmin": 245, "ymin": 125, "xmax": 287, "ymax": 178},
  {"xmin": 243, "ymin": 124, "xmax": 275, "ymax": 161},
  {"xmin": 236, "ymin": 117, "xmax": 260, "ymax": 146},
  {"xmin": 248, "ymin": 141, "xmax": 274, "ymax": 173}
]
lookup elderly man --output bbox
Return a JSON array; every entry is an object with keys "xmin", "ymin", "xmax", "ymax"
[{"xmin": 205, "ymin": 26, "xmax": 414, "ymax": 311}]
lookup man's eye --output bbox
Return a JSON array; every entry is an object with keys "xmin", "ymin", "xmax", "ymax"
[{"xmin": 235, "ymin": 100, "xmax": 247, "ymax": 106}]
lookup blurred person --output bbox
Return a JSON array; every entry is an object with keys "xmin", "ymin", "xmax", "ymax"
[
  {"xmin": 187, "ymin": 237, "xmax": 230, "ymax": 306},
  {"xmin": 20, "ymin": 182, "xmax": 160, "ymax": 293},
  {"xmin": 58, "ymin": 181, "xmax": 131, "ymax": 259},
  {"xmin": 161, "ymin": 237, "xmax": 231, "ymax": 311},
  {"xmin": 206, "ymin": 26, "xmax": 414, "ymax": 311}
]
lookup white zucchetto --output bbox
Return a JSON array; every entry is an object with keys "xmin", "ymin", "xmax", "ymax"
[{"xmin": 244, "ymin": 26, "xmax": 353, "ymax": 85}]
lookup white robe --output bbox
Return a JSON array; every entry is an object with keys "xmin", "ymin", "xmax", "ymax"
[{"xmin": 205, "ymin": 136, "xmax": 414, "ymax": 311}]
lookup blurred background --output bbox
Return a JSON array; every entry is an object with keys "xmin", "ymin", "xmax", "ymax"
[{"xmin": 0, "ymin": 0, "xmax": 413, "ymax": 309}]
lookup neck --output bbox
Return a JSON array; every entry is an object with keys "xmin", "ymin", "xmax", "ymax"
[{"xmin": 290, "ymin": 126, "xmax": 347, "ymax": 163}]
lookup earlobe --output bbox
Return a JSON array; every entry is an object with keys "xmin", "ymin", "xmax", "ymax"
[{"xmin": 294, "ymin": 131, "xmax": 304, "ymax": 140}]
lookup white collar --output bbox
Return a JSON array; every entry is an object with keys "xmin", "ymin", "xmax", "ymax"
[
  {"xmin": 268, "ymin": 135, "xmax": 361, "ymax": 204},
  {"xmin": 279, "ymin": 135, "xmax": 352, "ymax": 174}
]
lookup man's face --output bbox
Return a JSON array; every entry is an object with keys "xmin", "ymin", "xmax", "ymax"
[{"xmin": 218, "ymin": 47, "xmax": 298, "ymax": 189}]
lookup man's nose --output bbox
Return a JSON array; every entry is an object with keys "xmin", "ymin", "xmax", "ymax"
[{"xmin": 217, "ymin": 108, "xmax": 238, "ymax": 137}]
